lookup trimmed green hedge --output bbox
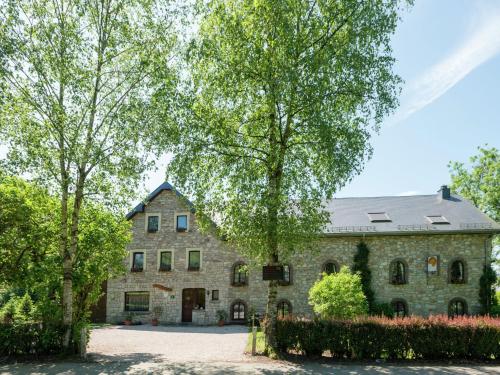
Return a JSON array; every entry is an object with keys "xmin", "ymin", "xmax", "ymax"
[
  {"xmin": 276, "ymin": 315, "xmax": 500, "ymax": 360},
  {"xmin": 0, "ymin": 323, "xmax": 65, "ymax": 356}
]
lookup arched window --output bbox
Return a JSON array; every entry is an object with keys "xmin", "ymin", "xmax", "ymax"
[
  {"xmin": 277, "ymin": 300, "xmax": 292, "ymax": 318},
  {"xmin": 389, "ymin": 259, "xmax": 407, "ymax": 285},
  {"xmin": 279, "ymin": 264, "xmax": 292, "ymax": 286},
  {"xmin": 322, "ymin": 261, "xmax": 339, "ymax": 275},
  {"xmin": 232, "ymin": 262, "xmax": 247, "ymax": 286},
  {"xmin": 391, "ymin": 299, "xmax": 408, "ymax": 318},
  {"xmin": 449, "ymin": 260, "xmax": 466, "ymax": 284},
  {"xmin": 231, "ymin": 300, "xmax": 247, "ymax": 321},
  {"xmin": 448, "ymin": 298, "xmax": 467, "ymax": 317}
]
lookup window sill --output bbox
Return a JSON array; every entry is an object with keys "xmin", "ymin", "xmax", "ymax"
[
  {"xmin": 159, "ymin": 269, "xmax": 172, "ymax": 273},
  {"xmin": 130, "ymin": 269, "xmax": 144, "ymax": 273},
  {"xmin": 231, "ymin": 283, "xmax": 248, "ymax": 287},
  {"xmin": 390, "ymin": 282, "xmax": 407, "ymax": 285},
  {"xmin": 450, "ymin": 281, "xmax": 466, "ymax": 285},
  {"xmin": 176, "ymin": 229, "xmax": 188, "ymax": 233},
  {"xmin": 187, "ymin": 268, "xmax": 200, "ymax": 272}
]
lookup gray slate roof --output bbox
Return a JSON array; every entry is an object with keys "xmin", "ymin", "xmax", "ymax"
[
  {"xmin": 324, "ymin": 194, "xmax": 500, "ymax": 236},
  {"xmin": 127, "ymin": 182, "xmax": 500, "ymax": 236}
]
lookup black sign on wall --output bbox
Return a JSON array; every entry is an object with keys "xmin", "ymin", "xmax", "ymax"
[{"xmin": 262, "ymin": 265, "xmax": 284, "ymax": 281}]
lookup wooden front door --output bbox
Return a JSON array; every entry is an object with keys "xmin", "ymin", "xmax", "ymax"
[{"xmin": 182, "ymin": 288, "xmax": 205, "ymax": 322}]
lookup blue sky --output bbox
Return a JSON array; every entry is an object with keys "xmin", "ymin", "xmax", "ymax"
[
  {"xmin": 336, "ymin": 0, "xmax": 500, "ymax": 197},
  {"xmin": 144, "ymin": 0, "xmax": 500, "ymax": 198}
]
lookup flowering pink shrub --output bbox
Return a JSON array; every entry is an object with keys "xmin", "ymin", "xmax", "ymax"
[{"xmin": 276, "ymin": 315, "xmax": 500, "ymax": 359}]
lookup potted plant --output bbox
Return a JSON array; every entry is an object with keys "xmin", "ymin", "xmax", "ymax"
[
  {"xmin": 216, "ymin": 309, "xmax": 228, "ymax": 327},
  {"xmin": 124, "ymin": 313, "xmax": 133, "ymax": 326},
  {"xmin": 152, "ymin": 306, "xmax": 162, "ymax": 326}
]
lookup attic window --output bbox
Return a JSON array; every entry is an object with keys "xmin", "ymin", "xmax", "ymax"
[
  {"xmin": 367, "ymin": 212, "xmax": 391, "ymax": 222},
  {"xmin": 426, "ymin": 215, "xmax": 450, "ymax": 224}
]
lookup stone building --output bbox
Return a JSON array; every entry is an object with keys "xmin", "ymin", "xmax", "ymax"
[{"xmin": 105, "ymin": 182, "xmax": 500, "ymax": 324}]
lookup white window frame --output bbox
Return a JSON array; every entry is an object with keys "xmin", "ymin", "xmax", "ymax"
[
  {"xmin": 174, "ymin": 212, "xmax": 190, "ymax": 232},
  {"xmin": 157, "ymin": 248, "xmax": 175, "ymax": 271},
  {"xmin": 130, "ymin": 250, "xmax": 146, "ymax": 271},
  {"xmin": 145, "ymin": 213, "xmax": 161, "ymax": 233},
  {"xmin": 186, "ymin": 248, "xmax": 202, "ymax": 270}
]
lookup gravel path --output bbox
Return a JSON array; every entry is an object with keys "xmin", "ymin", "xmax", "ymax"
[
  {"xmin": 0, "ymin": 325, "xmax": 498, "ymax": 374},
  {"xmin": 87, "ymin": 324, "xmax": 249, "ymax": 362}
]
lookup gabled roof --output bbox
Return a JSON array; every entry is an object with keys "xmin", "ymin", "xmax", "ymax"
[
  {"xmin": 126, "ymin": 183, "xmax": 500, "ymax": 236},
  {"xmin": 126, "ymin": 181, "xmax": 194, "ymax": 220},
  {"xmin": 324, "ymin": 194, "xmax": 500, "ymax": 235}
]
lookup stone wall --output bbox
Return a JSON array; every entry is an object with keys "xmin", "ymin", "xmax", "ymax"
[{"xmin": 106, "ymin": 190, "xmax": 492, "ymax": 324}]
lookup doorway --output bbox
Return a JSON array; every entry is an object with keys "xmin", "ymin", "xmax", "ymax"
[{"xmin": 182, "ymin": 288, "xmax": 205, "ymax": 322}]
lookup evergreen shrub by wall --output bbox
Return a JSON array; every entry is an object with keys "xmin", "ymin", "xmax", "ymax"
[
  {"xmin": 276, "ymin": 315, "xmax": 500, "ymax": 360},
  {"xmin": 0, "ymin": 323, "xmax": 65, "ymax": 356}
]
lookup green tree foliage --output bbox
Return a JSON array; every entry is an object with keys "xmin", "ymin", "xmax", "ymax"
[
  {"xmin": 479, "ymin": 265, "xmax": 497, "ymax": 315},
  {"xmin": 352, "ymin": 242, "xmax": 374, "ymax": 312},
  {"xmin": 0, "ymin": 0, "xmax": 177, "ymax": 346},
  {"xmin": 449, "ymin": 147, "xmax": 499, "ymax": 223},
  {"xmin": 0, "ymin": 175, "xmax": 58, "ymax": 285},
  {"xmin": 309, "ymin": 266, "xmax": 368, "ymax": 319},
  {"xmin": 0, "ymin": 176, "xmax": 130, "ymax": 333},
  {"xmin": 165, "ymin": 0, "xmax": 409, "ymax": 349}
]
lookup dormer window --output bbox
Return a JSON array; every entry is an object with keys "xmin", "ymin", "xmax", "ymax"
[
  {"xmin": 426, "ymin": 215, "xmax": 449, "ymax": 224},
  {"xmin": 367, "ymin": 212, "xmax": 391, "ymax": 222},
  {"xmin": 147, "ymin": 215, "xmax": 159, "ymax": 232},
  {"xmin": 176, "ymin": 214, "xmax": 188, "ymax": 232}
]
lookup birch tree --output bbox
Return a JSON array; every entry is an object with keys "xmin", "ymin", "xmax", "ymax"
[
  {"xmin": 0, "ymin": 0, "xmax": 178, "ymax": 348},
  {"xmin": 165, "ymin": 0, "xmax": 409, "ymax": 352}
]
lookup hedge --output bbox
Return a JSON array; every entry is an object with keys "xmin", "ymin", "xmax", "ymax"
[
  {"xmin": 276, "ymin": 315, "xmax": 500, "ymax": 360},
  {"xmin": 0, "ymin": 322, "xmax": 65, "ymax": 356}
]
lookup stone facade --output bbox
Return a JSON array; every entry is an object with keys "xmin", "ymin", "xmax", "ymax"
[{"xmin": 106, "ymin": 189, "xmax": 494, "ymax": 324}]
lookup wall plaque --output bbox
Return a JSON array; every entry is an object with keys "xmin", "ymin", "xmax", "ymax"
[
  {"xmin": 263, "ymin": 265, "xmax": 284, "ymax": 280},
  {"xmin": 427, "ymin": 256, "xmax": 439, "ymax": 274},
  {"xmin": 153, "ymin": 283, "xmax": 172, "ymax": 292}
]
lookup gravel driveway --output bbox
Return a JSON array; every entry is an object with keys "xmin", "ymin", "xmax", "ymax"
[
  {"xmin": 87, "ymin": 324, "xmax": 249, "ymax": 362},
  {"xmin": 0, "ymin": 325, "xmax": 498, "ymax": 374}
]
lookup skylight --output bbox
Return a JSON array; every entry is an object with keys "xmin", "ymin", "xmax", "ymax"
[
  {"xmin": 367, "ymin": 212, "xmax": 391, "ymax": 222},
  {"xmin": 426, "ymin": 215, "xmax": 450, "ymax": 224}
]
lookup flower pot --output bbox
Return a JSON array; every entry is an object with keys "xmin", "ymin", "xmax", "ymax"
[
  {"xmin": 124, "ymin": 319, "xmax": 132, "ymax": 326},
  {"xmin": 218, "ymin": 319, "xmax": 224, "ymax": 327},
  {"xmin": 151, "ymin": 318, "xmax": 159, "ymax": 326}
]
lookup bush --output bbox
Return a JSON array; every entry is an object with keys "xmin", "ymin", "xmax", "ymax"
[
  {"xmin": 0, "ymin": 322, "xmax": 65, "ymax": 356},
  {"xmin": 276, "ymin": 315, "xmax": 500, "ymax": 360},
  {"xmin": 371, "ymin": 302, "xmax": 394, "ymax": 318},
  {"xmin": 308, "ymin": 266, "xmax": 368, "ymax": 319}
]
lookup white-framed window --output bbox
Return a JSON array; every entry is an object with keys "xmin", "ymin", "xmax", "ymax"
[
  {"xmin": 157, "ymin": 249, "xmax": 174, "ymax": 271},
  {"xmin": 145, "ymin": 213, "xmax": 161, "ymax": 233},
  {"xmin": 186, "ymin": 248, "xmax": 202, "ymax": 271},
  {"xmin": 130, "ymin": 250, "xmax": 146, "ymax": 271},
  {"xmin": 175, "ymin": 212, "xmax": 189, "ymax": 232}
]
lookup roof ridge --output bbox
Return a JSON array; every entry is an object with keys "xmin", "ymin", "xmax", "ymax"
[{"xmin": 332, "ymin": 194, "xmax": 439, "ymax": 200}]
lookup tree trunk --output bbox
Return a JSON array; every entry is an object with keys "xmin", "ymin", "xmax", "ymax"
[{"xmin": 60, "ymin": 179, "xmax": 72, "ymax": 348}]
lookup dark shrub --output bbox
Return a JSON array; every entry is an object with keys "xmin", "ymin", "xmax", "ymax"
[
  {"xmin": 0, "ymin": 322, "xmax": 65, "ymax": 356},
  {"xmin": 276, "ymin": 315, "xmax": 500, "ymax": 360}
]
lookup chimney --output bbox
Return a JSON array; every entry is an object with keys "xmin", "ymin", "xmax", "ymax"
[{"xmin": 438, "ymin": 185, "xmax": 450, "ymax": 200}]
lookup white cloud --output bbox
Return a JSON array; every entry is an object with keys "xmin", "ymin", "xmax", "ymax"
[
  {"xmin": 392, "ymin": 6, "xmax": 500, "ymax": 124},
  {"xmin": 398, "ymin": 190, "xmax": 421, "ymax": 196}
]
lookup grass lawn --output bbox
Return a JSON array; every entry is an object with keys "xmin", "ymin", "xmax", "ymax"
[{"xmin": 245, "ymin": 328, "xmax": 266, "ymax": 355}]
